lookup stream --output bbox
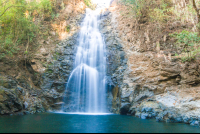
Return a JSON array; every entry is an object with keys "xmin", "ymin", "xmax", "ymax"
[{"xmin": 0, "ymin": 113, "xmax": 200, "ymax": 133}]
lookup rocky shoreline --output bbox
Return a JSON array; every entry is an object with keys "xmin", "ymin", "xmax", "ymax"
[{"xmin": 100, "ymin": 0, "xmax": 200, "ymax": 127}]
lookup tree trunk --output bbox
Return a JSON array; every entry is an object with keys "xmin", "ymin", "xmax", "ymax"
[{"xmin": 192, "ymin": 0, "xmax": 200, "ymax": 36}]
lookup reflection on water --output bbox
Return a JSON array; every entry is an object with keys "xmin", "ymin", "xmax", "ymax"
[{"xmin": 0, "ymin": 113, "xmax": 199, "ymax": 133}]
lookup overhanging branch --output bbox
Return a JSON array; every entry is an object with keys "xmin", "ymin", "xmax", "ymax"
[
  {"xmin": 0, "ymin": 5, "xmax": 26, "ymax": 18},
  {"xmin": 192, "ymin": 0, "xmax": 200, "ymax": 13}
]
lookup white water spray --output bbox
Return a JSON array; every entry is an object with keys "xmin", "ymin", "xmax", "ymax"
[{"xmin": 62, "ymin": 0, "xmax": 112, "ymax": 113}]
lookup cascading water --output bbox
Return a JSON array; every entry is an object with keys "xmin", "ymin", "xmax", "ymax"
[{"xmin": 62, "ymin": 0, "xmax": 112, "ymax": 113}]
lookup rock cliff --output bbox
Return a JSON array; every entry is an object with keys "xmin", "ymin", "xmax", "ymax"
[
  {"xmin": 102, "ymin": 0, "xmax": 200, "ymax": 127},
  {"xmin": 0, "ymin": 0, "xmax": 86, "ymax": 115}
]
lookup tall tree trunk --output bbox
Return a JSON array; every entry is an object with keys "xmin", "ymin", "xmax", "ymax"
[{"xmin": 192, "ymin": 0, "xmax": 200, "ymax": 36}]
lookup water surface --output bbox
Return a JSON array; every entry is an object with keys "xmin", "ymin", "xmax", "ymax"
[{"xmin": 0, "ymin": 113, "xmax": 199, "ymax": 133}]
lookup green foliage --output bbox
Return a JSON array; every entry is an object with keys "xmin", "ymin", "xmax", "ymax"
[
  {"xmin": 45, "ymin": 62, "xmax": 54, "ymax": 74},
  {"xmin": 51, "ymin": 13, "xmax": 59, "ymax": 20},
  {"xmin": 180, "ymin": 49, "xmax": 198, "ymax": 63},
  {"xmin": 149, "ymin": 0, "xmax": 174, "ymax": 23},
  {"xmin": 0, "ymin": 0, "xmax": 54, "ymax": 58},
  {"xmin": 0, "ymin": 88, "xmax": 5, "ymax": 95},
  {"xmin": 84, "ymin": 0, "xmax": 91, "ymax": 7},
  {"xmin": 170, "ymin": 30, "xmax": 200, "ymax": 62},
  {"xmin": 181, "ymin": 56, "xmax": 194, "ymax": 63},
  {"xmin": 84, "ymin": 0, "xmax": 95, "ymax": 10},
  {"xmin": 66, "ymin": 25, "xmax": 70, "ymax": 32},
  {"xmin": 120, "ymin": 0, "xmax": 174, "ymax": 22},
  {"xmin": 175, "ymin": 53, "xmax": 179, "ymax": 56},
  {"xmin": 55, "ymin": 52, "xmax": 60, "ymax": 55},
  {"xmin": 120, "ymin": 0, "xmax": 144, "ymax": 17},
  {"xmin": 0, "ymin": 76, "xmax": 4, "ymax": 87},
  {"xmin": 24, "ymin": 51, "xmax": 28, "ymax": 55},
  {"xmin": 170, "ymin": 30, "xmax": 200, "ymax": 47}
]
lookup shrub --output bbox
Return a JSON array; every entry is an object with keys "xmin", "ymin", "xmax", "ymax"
[
  {"xmin": 170, "ymin": 30, "xmax": 200, "ymax": 48},
  {"xmin": 66, "ymin": 25, "xmax": 70, "ymax": 32},
  {"xmin": 120, "ymin": 0, "xmax": 174, "ymax": 23},
  {"xmin": 170, "ymin": 30, "xmax": 200, "ymax": 62},
  {"xmin": 84, "ymin": 0, "xmax": 95, "ymax": 10},
  {"xmin": 0, "ymin": 0, "xmax": 53, "ymax": 58}
]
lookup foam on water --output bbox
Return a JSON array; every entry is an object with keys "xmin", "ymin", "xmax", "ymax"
[{"xmin": 54, "ymin": 111, "xmax": 113, "ymax": 115}]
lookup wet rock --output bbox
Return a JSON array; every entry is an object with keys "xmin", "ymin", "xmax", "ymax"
[
  {"xmin": 24, "ymin": 101, "xmax": 28, "ymax": 109},
  {"xmin": 0, "ymin": 86, "xmax": 23, "ymax": 114},
  {"xmin": 141, "ymin": 113, "xmax": 149, "ymax": 119},
  {"xmin": 51, "ymin": 102, "xmax": 64, "ymax": 110},
  {"xmin": 190, "ymin": 121, "xmax": 199, "ymax": 126},
  {"xmin": 120, "ymin": 103, "xmax": 131, "ymax": 115}
]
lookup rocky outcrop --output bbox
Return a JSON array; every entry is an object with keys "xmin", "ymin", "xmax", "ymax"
[
  {"xmin": 132, "ymin": 92, "xmax": 200, "ymax": 126},
  {"xmin": 0, "ymin": 75, "xmax": 46, "ymax": 115},
  {"xmin": 0, "ymin": 2, "xmax": 85, "ymax": 115},
  {"xmin": 40, "ymin": 32, "xmax": 79, "ymax": 111},
  {"xmin": 99, "ymin": 8, "xmax": 128, "ymax": 113},
  {"xmin": 102, "ymin": 0, "xmax": 200, "ymax": 127}
]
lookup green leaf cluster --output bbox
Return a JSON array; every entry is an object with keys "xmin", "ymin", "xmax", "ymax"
[
  {"xmin": 120, "ymin": 0, "xmax": 174, "ymax": 22},
  {"xmin": 170, "ymin": 30, "xmax": 200, "ymax": 47},
  {"xmin": 170, "ymin": 30, "xmax": 200, "ymax": 62},
  {"xmin": 149, "ymin": 0, "xmax": 174, "ymax": 23},
  {"xmin": 120, "ymin": 0, "xmax": 144, "ymax": 17},
  {"xmin": 0, "ymin": 0, "xmax": 53, "ymax": 58},
  {"xmin": 84, "ymin": 0, "xmax": 95, "ymax": 10},
  {"xmin": 66, "ymin": 25, "xmax": 70, "ymax": 32}
]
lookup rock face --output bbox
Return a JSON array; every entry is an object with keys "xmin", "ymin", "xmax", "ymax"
[
  {"xmin": 40, "ymin": 15, "xmax": 84, "ymax": 111},
  {"xmin": 0, "ymin": 30, "xmax": 82, "ymax": 115},
  {"xmin": 0, "ymin": 4, "xmax": 85, "ymax": 115},
  {"xmin": 99, "ymin": 9, "xmax": 128, "ymax": 113},
  {"xmin": 0, "ymin": 76, "xmax": 46, "ymax": 115},
  {"xmin": 100, "ymin": 0, "xmax": 200, "ymax": 127},
  {"xmin": 133, "ymin": 93, "xmax": 200, "ymax": 126}
]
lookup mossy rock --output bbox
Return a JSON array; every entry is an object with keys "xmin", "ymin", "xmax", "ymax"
[
  {"xmin": 0, "ymin": 95, "xmax": 6, "ymax": 102},
  {"xmin": 2, "ymin": 83, "xmax": 9, "ymax": 88},
  {"xmin": 0, "ymin": 103, "xmax": 8, "ymax": 114},
  {"xmin": 0, "ymin": 77, "xmax": 6, "ymax": 87},
  {"xmin": 0, "ymin": 76, "xmax": 12, "ymax": 88},
  {"xmin": 28, "ymin": 107, "xmax": 37, "ymax": 114},
  {"xmin": 0, "ymin": 87, "xmax": 5, "ymax": 94}
]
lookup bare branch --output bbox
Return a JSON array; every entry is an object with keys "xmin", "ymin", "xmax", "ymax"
[
  {"xmin": 0, "ymin": 5, "xmax": 26, "ymax": 18},
  {"xmin": 192, "ymin": 0, "xmax": 200, "ymax": 36},
  {"xmin": 0, "ymin": 0, "xmax": 9, "ymax": 7},
  {"xmin": 192, "ymin": 0, "xmax": 200, "ymax": 13}
]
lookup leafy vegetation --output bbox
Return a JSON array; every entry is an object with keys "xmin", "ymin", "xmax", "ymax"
[
  {"xmin": 170, "ymin": 30, "xmax": 200, "ymax": 62},
  {"xmin": 84, "ymin": 0, "xmax": 91, "ymax": 7},
  {"xmin": 0, "ymin": 0, "xmax": 54, "ymax": 59},
  {"xmin": 84, "ymin": 0, "xmax": 95, "ymax": 10},
  {"xmin": 120, "ymin": 0, "xmax": 145, "ymax": 17},
  {"xmin": 149, "ymin": 0, "xmax": 173, "ymax": 23},
  {"xmin": 120, "ymin": 0, "xmax": 200, "ymax": 62},
  {"xmin": 120, "ymin": 0, "xmax": 197, "ymax": 24},
  {"xmin": 66, "ymin": 25, "xmax": 70, "ymax": 32},
  {"xmin": 170, "ymin": 30, "xmax": 200, "ymax": 47}
]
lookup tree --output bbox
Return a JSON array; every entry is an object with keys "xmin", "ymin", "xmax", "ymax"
[{"xmin": 192, "ymin": 0, "xmax": 200, "ymax": 36}]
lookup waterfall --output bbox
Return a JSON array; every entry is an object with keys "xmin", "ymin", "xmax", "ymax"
[{"xmin": 62, "ymin": 0, "xmax": 111, "ymax": 113}]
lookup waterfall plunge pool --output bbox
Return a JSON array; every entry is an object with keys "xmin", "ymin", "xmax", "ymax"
[{"xmin": 0, "ymin": 113, "xmax": 200, "ymax": 133}]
